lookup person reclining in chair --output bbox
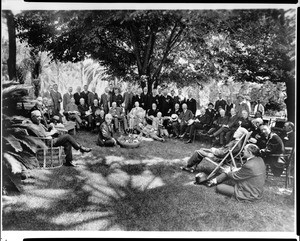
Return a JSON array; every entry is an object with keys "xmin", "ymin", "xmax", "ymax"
[
  {"xmin": 180, "ymin": 127, "xmax": 248, "ymax": 173},
  {"xmin": 27, "ymin": 110, "xmax": 91, "ymax": 167}
]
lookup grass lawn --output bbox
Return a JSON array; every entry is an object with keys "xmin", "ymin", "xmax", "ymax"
[{"xmin": 2, "ymin": 130, "xmax": 295, "ymax": 232}]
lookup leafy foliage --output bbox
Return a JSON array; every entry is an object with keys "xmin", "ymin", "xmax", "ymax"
[
  {"xmin": 14, "ymin": 9, "xmax": 295, "ymax": 120},
  {"xmin": 2, "ymin": 82, "xmax": 47, "ymax": 184}
]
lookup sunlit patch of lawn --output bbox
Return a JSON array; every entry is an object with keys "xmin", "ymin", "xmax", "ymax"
[{"xmin": 2, "ymin": 130, "xmax": 295, "ymax": 231}]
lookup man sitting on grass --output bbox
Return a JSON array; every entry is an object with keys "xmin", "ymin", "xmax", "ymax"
[
  {"xmin": 206, "ymin": 144, "xmax": 266, "ymax": 202},
  {"xmin": 180, "ymin": 127, "xmax": 248, "ymax": 173},
  {"xmin": 28, "ymin": 110, "xmax": 91, "ymax": 167},
  {"xmin": 97, "ymin": 113, "xmax": 118, "ymax": 147}
]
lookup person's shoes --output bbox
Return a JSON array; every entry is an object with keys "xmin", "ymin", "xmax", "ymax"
[
  {"xmin": 185, "ymin": 139, "xmax": 192, "ymax": 144},
  {"xmin": 179, "ymin": 133, "xmax": 185, "ymax": 139},
  {"xmin": 64, "ymin": 161, "xmax": 77, "ymax": 167},
  {"xmin": 174, "ymin": 135, "xmax": 179, "ymax": 139},
  {"xmin": 205, "ymin": 180, "xmax": 215, "ymax": 187},
  {"xmin": 180, "ymin": 166, "xmax": 195, "ymax": 173},
  {"xmin": 79, "ymin": 146, "xmax": 92, "ymax": 153}
]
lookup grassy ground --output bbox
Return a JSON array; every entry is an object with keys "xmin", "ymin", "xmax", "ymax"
[{"xmin": 2, "ymin": 130, "xmax": 295, "ymax": 231}]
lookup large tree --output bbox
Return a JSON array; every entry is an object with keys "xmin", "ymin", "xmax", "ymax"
[
  {"xmin": 3, "ymin": 10, "xmax": 17, "ymax": 81},
  {"xmin": 15, "ymin": 9, "xmax": 295, "ymax": 121}
]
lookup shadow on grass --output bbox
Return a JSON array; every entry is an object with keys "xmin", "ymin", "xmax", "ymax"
[{"xmin": 2, "ymin": 133, "xmax": 295, "ymax": 231}]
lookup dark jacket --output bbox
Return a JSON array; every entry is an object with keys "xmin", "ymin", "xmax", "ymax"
[
  {"xmin": 87, "ymin": 92, "xmax": 99, "ymax": 107},
  {"xmin": 81, "ymin": 91, "xmax": 90, "ymax": 105},
  {"xmin": 227, "ymin": 156, "xmax": 266, "ymax": 201},
  {"xmin": 112, "ymin": 94, "xmax": 123, "ymax": 107},
  {"xmin": 179, "ymin": 109, "xmax": 194, "ymax": 123},
  {"xmin": 140, "ymin": 92, "xmax": 151, "ymax": 111},
  {"xmin": 213, "ymin": 115, "xmax": 229, "ymax": 128},
  {"xmin": 132, "ymin": 95, "xmax": 142, "ymax": 107},
  {"xmin": 97, "ymin": 122, "xmax": 115, "ymax": 146},
  {"xmin": 100, "ymin": 93, "xmax": 111, "ymax": 114},
  {"xmin": 78, "ymin": 103, "xmax": 90, "ymax": 117},
  {"xmin": 123, "ymin": 91, "xmax": 134, "ymax": 111},
  {"xmin": 215, "ymin": 99, "xmax": 227, "ymax": 111},
  {"xmin": 227, "ymin": 114, "xmax": 240, "ymax": 130},
  {"xmin": 205, "ymin": 108, "xmax": 216, "ymax": 126},
  {"xmin": 239, "ymin": 117, "xmax": 252, "ymax": 131},
  {"xmin": 186, "ymin": 98, "xmax": 197, "ymax": 115},
  {"xmin": 74, "ymin": 92, "xmax": 84, "ymax": 106},
  {"xmin": 160, "ymin": 95, "xmax": 171, "ymax": 116}
]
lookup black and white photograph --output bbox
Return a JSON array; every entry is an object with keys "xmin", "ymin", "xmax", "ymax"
[{"xmin": 1, "ymin": 1, "xmax": 297, "ymax": 240}]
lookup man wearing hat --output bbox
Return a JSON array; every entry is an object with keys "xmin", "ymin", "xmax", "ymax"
[
  {"xmin": 235, "ymin": 94, "xmax": 250, "ymax": 117},
  {"xmin": 29, "ymin": 110, "xmax": 91, "ymax": 167}
]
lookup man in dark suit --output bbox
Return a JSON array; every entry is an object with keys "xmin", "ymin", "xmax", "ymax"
[
  {"xmin": 100, "ymin": 87, "xmax": 111, "ymax": 114},
  {"xmin": 205, "ymin": 103, "xmax": 216, "ymax": 127},
  {"xmin": 209, "ymin": 108, "xmax": 240, "ymax": 145},
  {"xmin": 186, "ymin": 91, "xmax": 197, "ymax": 115},
  {"xmin": 259, "ymin": 125, "xmax": 285, "ymax": 177},
  {"xmin": 50, "ymin": 84, "xmax": 62, "ymax": 117},
  {"xmin": 123, "ymin": 85, "xmax": 134, "ymax": 115},
  {"xmin": 78, "ymin": 98, "xmax": 93, "ymax": 130},
  {"xmin": 168, "ymin": 89, "xmax": 179, "ymax": 113},
  {"xmin": 215, "ymin": 92, "xmax": 227, "ymax": 112},
  {"xmin": 43, "ymin": 85, "xmax": 53, "ymax": 99},
  {"xmin": 175, "ymin": 103, "xmax": 194, "ymax": 138},
  {"xmin": 97, "ymin": 113, "xmax": 118, "ymax": 147},
  {"xmin": 185, "ymin": 107, "xmax": 211, "ymax": 144},
  {"xmin": 207, "ymin": 108, "xmax": 229, "ymax": 146},
  {"xmin": 160, "ymin": 89, "xmax": 171, "ymax": 117},
  {"xmin": 111, "ymin": 87, "xmax": 123, "ymax": 107},
  {"xmin": 156, "ymin": 87, "xmax": 164, "ymax": 112},
  {"xmin": 140, "ymin": 87, "xmax": 151, "ymax": 111},
  {"xmin": 87, "ymin": 86, "xmax": 99, "ymax": 107},
  {"xmin": 81, "ymin": 85, "xmax": 90, "ymax": 106},
  {"xmin": 132, "ymin": 88, "xmax": 143, "ymax": 107},
  {"xmin": 63, "ymin": 87, "xmax": 73, "ymax": 111},
  {"xmin": 208, "ymin": 143, "xmax": 266, "ymax": 202},
  {"xmin": 74, "ymin": 86, "xmax": 83, "ymax": 106},
  {"xmin": 282, "ymin": 121, "xmax": 295, "ymax": 148},
  {"xmin": 29, "ymin": 110, "xmax": 91, "ymax": 167},
  {"xmin": 149, "ymin": 88, "xmax": 159, "ymax": 108}
]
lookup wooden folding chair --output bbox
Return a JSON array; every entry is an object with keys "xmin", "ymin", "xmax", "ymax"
[
  {"xmin": 266, "ymin": 145, "xmax": 295, "ymax": 188},
  {"xmin": 205, "ymin": 131, "xmax": 252, "ymax": 180}
]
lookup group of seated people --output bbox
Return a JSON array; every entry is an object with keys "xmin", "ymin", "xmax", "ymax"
[
  {"xmin": 180, "ymin": 119, "xmax": 295, "ymax": 202},
  {"xmin": 27, "ymin": 85, "xmax": 295, "ymax": 202}
]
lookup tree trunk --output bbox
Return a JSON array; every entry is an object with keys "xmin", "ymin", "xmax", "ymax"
[
  {"xmin": 4, "ymin": 10, "xmax": 17, "ymax": 81},
  {"xmin": 285, "ymin": 78, "xmax": 295, "ymax": 123}
]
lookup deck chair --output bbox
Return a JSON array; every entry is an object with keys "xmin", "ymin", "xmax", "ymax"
[{"xmin": 205, "ymin": 131, "xmax": 252, "ymax": 180}]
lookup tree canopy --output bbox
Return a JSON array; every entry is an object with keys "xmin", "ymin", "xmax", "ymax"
[{"xmin": 14, "ymin": 9, "xmax": 296, "ymax": 121}]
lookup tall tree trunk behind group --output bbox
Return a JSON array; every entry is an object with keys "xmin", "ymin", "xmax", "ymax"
[{"xmin": 4, "ymin": 10, "xmax": 17, "ymax": 81}]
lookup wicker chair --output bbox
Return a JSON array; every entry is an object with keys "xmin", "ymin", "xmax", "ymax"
[{"xmin": 36, "ymin": 137, "xmax": 64, "ymax": 168}]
